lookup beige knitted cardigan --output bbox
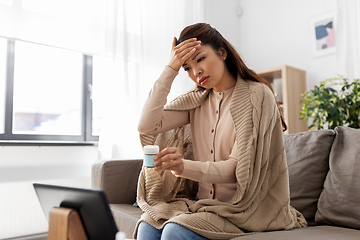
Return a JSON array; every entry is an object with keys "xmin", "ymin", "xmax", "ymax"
[{"xmin": 135, "ymin": 78, "xmax": 307, "ymax": 239}]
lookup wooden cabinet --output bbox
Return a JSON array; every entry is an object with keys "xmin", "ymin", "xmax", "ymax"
[{"xmin": 256, "ymin": 65, "xmax": 308, "ymax": 134}]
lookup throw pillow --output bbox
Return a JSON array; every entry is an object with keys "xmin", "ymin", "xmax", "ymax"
[
  {"xmin": 315, "ymin": 126, "xmax": 360, "ymax": 229},
  {"xmin": 284, "ymin": 129, "xmax": 335, "ymax": 223}
]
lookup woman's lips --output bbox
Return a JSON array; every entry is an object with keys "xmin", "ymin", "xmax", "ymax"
[{"xmin": 199, "ymin": 76, "xmax": 209, "ymax": 85}]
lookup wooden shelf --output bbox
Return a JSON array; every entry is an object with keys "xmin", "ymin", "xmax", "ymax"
[{"xmin": 256, "ymin": 65, "xmax": 308, "ymax": 134}]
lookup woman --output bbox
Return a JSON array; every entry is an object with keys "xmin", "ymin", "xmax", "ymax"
[{"xmin": 136, "ymin": 23, "xmax": 306, "ymax": 240}]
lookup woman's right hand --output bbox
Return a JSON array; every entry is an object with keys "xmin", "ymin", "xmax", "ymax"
[{"xmin": 168, "ymin": 37, "xmax": 201, "ymax": 72}]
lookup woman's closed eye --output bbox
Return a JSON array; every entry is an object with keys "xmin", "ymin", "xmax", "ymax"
[
  {"xmin": 183, "ymin": 57, "xmax": 205, "ymax": 71},
  {"xmin": 197, "ymin": 57, "xmax": 205, "ymax": 63}
]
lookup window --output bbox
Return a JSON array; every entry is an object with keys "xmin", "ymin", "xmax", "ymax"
[
  {"xmin": 91, "ymin": 56, "xmax": 108, "ymax": 137},
  {"xmin": 13, "ymin": 41, "xmax": 83, "ymax": 135},
  {"xmin": 0, "ymin": 38, "xmax": 6, "ymax": 134},
  {"xmin": 0, "ymin": 38, "xmax": 98, "ymax": 143}
]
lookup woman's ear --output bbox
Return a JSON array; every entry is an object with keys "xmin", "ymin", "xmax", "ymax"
[{"xmin": 219, "ymin": 48, "xmax": 227, "ymax": 60}]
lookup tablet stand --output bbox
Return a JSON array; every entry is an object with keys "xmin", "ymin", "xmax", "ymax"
[{"xmin": 48, "ymin": 207, "xmax": 88, "ymax": 240}]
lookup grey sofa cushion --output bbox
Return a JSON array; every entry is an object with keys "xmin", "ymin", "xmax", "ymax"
[
  {"xmin": 316, "ymin": 126, "xmax": 360, "ymax": 230},
  {"xmin": 92, "ymin": 159, "xmax": 143, "ymax": 204},
  {"xmin": 110, "ymin": 203, "xmax": 143, "ymax": 239},
  {"xmin": 283, "ymin": 129, "xmax": 335, "ymax": 222}
]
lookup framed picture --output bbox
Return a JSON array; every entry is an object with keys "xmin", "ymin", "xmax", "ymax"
[{"xmin": 310, "ymin": 11, "xmax": 337, "ymax": 58}]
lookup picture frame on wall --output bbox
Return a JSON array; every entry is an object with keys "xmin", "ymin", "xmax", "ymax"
[{"xmin": 310, "ymin": 11, "xmax": 337, "ymax": 58}]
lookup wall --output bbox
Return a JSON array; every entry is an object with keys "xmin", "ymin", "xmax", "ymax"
[
  {"xmin": 204, "ymin": 0, "xmax": 242, "ymax": 51},
  {"xmin": 0, "ymin": 145, "xmax": 98, "ymax": 239},
  {"xmin": 206, "ymin": 0, "xmax": 337, "ymax": 90}
]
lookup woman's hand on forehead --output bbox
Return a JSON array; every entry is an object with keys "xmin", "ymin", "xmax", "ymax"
[{"xmin": 168, "ymin": 37, "xmax": 201, "ymax": 72}]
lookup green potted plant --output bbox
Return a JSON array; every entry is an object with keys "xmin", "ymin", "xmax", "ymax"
[{"xmin": 300, "ymin": 76, "xmax": 360, "ymax": 130}]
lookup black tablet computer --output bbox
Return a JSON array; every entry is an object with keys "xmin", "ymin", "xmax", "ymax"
[{"xmin": 33, "ymin": 183, "xmax": 118, "ymax": 240}]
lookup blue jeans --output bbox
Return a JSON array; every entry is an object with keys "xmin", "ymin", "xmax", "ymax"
[{"xmin": 137, "ymin": 221, "xmax": 209, "ymax": 240}]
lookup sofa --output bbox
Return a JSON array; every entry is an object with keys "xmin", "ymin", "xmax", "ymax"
[{"xmin": 92, "ymin": 126, "xmax": 360, "ymax": 239}]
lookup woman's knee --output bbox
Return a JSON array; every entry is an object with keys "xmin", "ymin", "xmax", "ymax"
[
  {"xmin": 161, "ymin": 223, "xmax": 208, "ymax": 240},
  {"xmin": 137, "ymin": 221, "xmax": 162, "ymax": 240}
]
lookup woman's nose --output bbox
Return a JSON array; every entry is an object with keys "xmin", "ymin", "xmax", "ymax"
[{"xmin": 193, "ymin": 68, "xmax": 202, "ymax": 77}]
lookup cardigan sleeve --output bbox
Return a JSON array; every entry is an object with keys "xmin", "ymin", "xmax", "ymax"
[
  {"xmin": 138, "ymin": 66, "xmax": 190, "ymax": 135},
  {"xmin": 176, "ymin": 141, "xmax": 238, "ymax": 184}
]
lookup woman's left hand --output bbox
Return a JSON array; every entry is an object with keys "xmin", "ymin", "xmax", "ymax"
[{"xmin": 153, "ymin": 147, "xmax": 184, "ymax": 175}]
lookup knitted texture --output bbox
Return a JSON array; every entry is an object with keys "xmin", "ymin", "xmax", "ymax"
[{"xmin": 136, "ymin": 80, "xmax": 307, "ymax": 239}]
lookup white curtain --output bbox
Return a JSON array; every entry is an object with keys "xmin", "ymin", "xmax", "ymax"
[
  {"xmin": 96, "ymin": 0, "xmax": 206, "ymax": 160},
  {"xmin": 337, "ymin": 0, "xmax": 360, "ymax": 80}
]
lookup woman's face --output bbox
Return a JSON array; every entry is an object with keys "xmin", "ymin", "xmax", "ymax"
[{"xmin": 182, "ymin": 44, "xmax": 235, "ymax": 92}]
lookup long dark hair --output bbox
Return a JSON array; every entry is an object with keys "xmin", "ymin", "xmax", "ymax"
[{"xmin": 177, "ymin": 23, "xmax": 287, "ymax": 131}]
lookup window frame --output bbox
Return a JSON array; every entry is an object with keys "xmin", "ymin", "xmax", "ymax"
[{"xmin": 0, "ymin": 38, "xmax": 98, "ymax": 144}]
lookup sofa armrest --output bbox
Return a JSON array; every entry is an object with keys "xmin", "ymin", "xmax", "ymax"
[{"xmin": 92, "ymin": 159, "xmax": 143, "ymax": 204}]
